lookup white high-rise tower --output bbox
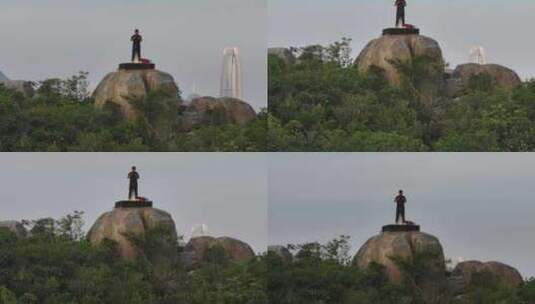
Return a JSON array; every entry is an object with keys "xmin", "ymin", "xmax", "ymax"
[
  {"xmin": 191, "ymin": 224, "xmax": 210, "ymax": 238},
  {"xmin": 220, "ymin": 47, "xmax": 243, "ymax": 100},
  {"xmin": 0, "ymin": 70, "xmax": 8, "ymax": 81},
  {"xmin": 469, "ymin": 46, "xmax": 487, "ymax": 65}
]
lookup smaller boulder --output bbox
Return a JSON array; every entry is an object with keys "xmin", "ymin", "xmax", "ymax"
[
  {"xmin": 0, "ymin": 221, "xmax": 27, "ymax": 239},
  {"xmin": 268, "ymin": 245, "xmax": 293, "ymax": 262},
  {"xmin": 182, "ymin": 96, "xmax": 256, "ymax": 130},
  {"xmin": 452, "ymin": 63, "xmax": 521, "ymax": 92},
  {"xmin": 452, "ymin": 260, "xmax": 523, "ymax": 290},
  {"xmin": 0, "ymin": 80, "xmax": 35, "ymax": 98},
  {"xmin": 268, "ymin": 48, "xmax": 296, "ymax": 65},
  {"xmin": 181, "ymin": 236, "xmax": 255, "ymax": 270}
]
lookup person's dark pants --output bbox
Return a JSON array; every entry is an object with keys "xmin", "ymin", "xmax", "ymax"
[
  {"xmin": 396, "ymin": 204, "xmax": 405, "ymax": 223},
  {"xmin": 132, "ymin": 47, "xmax": 141, "ymax": 62},
  {"xmin": 396, "ymin": 11, "xmax": 405, "ymax": 27},
  {"xmin": 129, "ymin": 183, "xmax": 138, "ymax": 199}
]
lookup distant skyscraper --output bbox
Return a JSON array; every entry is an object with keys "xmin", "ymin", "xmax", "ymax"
[
  {"xmin": 469, "ymin": 46, "xmax": 487, "ymax": 65},
  {"xmin": 220, "ymin": 47, "xmax": 243, "ymax": 100},
  {"xmin": 0, "ymin": 70, "xmax": 8, "ymax": 81},
  {"xmin": 191, "ymin": 224, "xmax": 210, "ymax": 238}
]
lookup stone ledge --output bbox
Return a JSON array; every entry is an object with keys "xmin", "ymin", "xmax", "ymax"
[
  {"xmin": 382, "ymin": 28, "xmax": 420, "ymax": 36},
  {"xmin": 115, "ymin": 200, "xmax": 153, "ymax": 208},
  {"xmin": 118, "ymin": 63, "xmax": 156, "ymax": 70},
  {"xmin": 382, "ymin": 224, "xmax": 420, "ymax": 232}
]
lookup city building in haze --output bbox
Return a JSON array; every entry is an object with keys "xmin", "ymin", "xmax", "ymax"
[
  {"xmin": 469, "ymin": 46, "xmax": 487, "ymax": 65},
  {"xmin": 220, "ymin": 47, "xmax": 243, "ymax": 100},
  {"xmin": 191, "ymin": 224, "xmax": 211, "ymax": 238},
  {"xmin": 0, "ymin": 70, "xmax": 8, "ymax": 81}
]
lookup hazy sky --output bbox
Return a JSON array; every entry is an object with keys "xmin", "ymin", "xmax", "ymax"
[
  {"xmin": 0, "ymin": 0, "xmax": 267, "ymax": 109},
  {"xmin": 0, "ymin": 153, "xmax": 267, "ymax": 253},
  {"xmin": 269, "ymin": 153, "xmax": 535, "ymax": 278},
  {"xmin": 269, "ymin": 0, "xmax": 535, "ymax": 79}
]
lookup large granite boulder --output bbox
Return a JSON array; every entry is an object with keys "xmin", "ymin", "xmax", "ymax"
[
  {"xmin": 87, "ymin": 206, "xmax": 178, "ymax": 261},
  {"xmin": 268, "ymin": 48, "xmax": 296, "ymax": 65},
  {"xmin": 452, "ymin": 63, "xmax": 521, "ymax": 92},
  {"xmin": 0, "ymin": 80, "xmax": 35, "ymax": 98},
  {"xmin": 354, "ymin": 229, "xmax": 446, "ymax": 300},
  {"xmin": 93, "ymin": 69, "xmax": 179, "ymax": 120},
  {"xmin": 268, "ymin": 245, "xmax": 293, "ymax": 262},
  {"xmin": 452, "ymin": 261, "xmax": 523, "ymax": 290},
  {"xmin": 182, "ymin": 96, "xmax": 256, "ymax": 130},
  {"xmin": 0, "ymin": 221, "xmax": 27, "ymax": 239},
  {"xmin": 180, "ymin": 236, "xmax": 255, "ymax": 270},
  {"xmin": 355, "ymin": 33, "xmax": 445, "ymax": 92}
]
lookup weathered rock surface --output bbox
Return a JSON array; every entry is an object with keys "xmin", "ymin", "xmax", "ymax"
[
  {"xmin": 87, "ymin": 207, "xmax": 178, "ymax": 260},
  {"xmin": 268, "ymin": 48, "xmax": 296, "ymax": 65},
  {"xmin": 452, "ymin": 260, "xmax": 523, "ymax": 290},
  {"xmin": 452, "ymin": 63, "xmax": 521, "ymax": 92},
  {"xmin": 268, "ymin": 245, "xmax": 293, "ymax": 261},
  {"xmin": 354, "ymin": 230, "xmax": 447, "ymax": 301},
  {"xmin": 181, "ymin": 236, "xmax": 255, "ymax": 270},
  {"xmin": 93, "ymin": 69, "xmax": 179, "ymax": 120},
  {"xmin": 0, "ymin": 221, "xmax": 27, "ymax": 239},
  {"xmin": 182, "ymin": 97, "xmax": 256, "ymax": 130},
  {"xmin": 355, "ymin": 34, "xmax": 445, "ymax": 92},
  {"xmin": 0, "ymin": 80, "xmax": 35, "ymax": 98},
  {"xmin": 354, "ymin": 230, "xmax": 446, "ymax": 283}
]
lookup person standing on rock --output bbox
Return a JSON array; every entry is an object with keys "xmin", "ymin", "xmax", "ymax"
[
  {"xmin": 131, "ymin": 29, "xmax": 143, "ymax": 63},
  {"xmin": 394, "ymin": 0, "xmax": 407, "ymax": 27},
  {"xmin": 394, "ymin": 190, "xmax": 407, "ymax": 224},
  {"xmin": 128, "ymin": 166, "xmax": 140, "ymax": 200}
]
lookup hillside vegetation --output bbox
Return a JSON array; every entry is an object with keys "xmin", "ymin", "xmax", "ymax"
[
  {"xmin": 0, "ymin": 73, "xmax": 266, "ymax": 152},
  {"xmin": 268, "ymin": 40, "xmax": 535, "ymax": 152},
  {"xmin": 0, "ymin": 213, "xmax": 266, "ymax": 304},
  {"xmin": 267, "ymin": 236, "xmax": 535, "ymax": 304}
]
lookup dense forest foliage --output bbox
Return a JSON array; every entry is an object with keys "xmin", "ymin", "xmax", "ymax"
[
  {"xmin": 0, "ymin": 213, "xmax": 266, "ymax": 304},
  {"xmin": 267, "ymin": 237, "xmax": 535, "ymax": 304},
  {"xmin": 1, "ymin": 216, "xmax": 532, "ymax": 304},
  {"xmin": 268, "ymin": 39, "xmax": 535, "ymax": 152},
  {"xmin": 0, "ymin": 74, "xmax": 266, "ymax": 152}
]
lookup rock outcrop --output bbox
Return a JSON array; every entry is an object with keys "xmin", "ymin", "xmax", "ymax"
[
  {"xmin": 452, "ymin": 63, "xmax": 521, "ymax": 92},
  {"xmin": 93, "ymin": 69, "xmax": 179, "ymax": 120},
  {"xmin": 452, "ymin": 261, "xmax": 523, "ymax": 291},
  {"xmin": 180, "ymin": 236, "xmax": 255, "ymax": 270},
  {"xmin": 268, "ymin": 245, "xmax": 293, "ymax": 262},
  {"xmin": 87, "ymin": 206, "xmax": 178, "ymax": 261},
  {"xmin": 0, "ymin": 221, "xmax": 27, "ymax": 239},
  {"xmin": 268, "ymin": 48, "xmax": 296, "ymax": 65},
  {"xmin": 182, "ymin": 97, "xmax": 256, "ymax": 130},
  {"xmin": 355, "ymin": 33, "xmax": 445, "ymax": 93},
  {"xmin": 354, "ymin": 229, "xmax": 446, "ymax": 299},
  {"xmin": 0, "ymin": 80, "xmax": 35, "ymax": 98}
]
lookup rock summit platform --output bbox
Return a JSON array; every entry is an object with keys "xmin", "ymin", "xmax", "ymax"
[
  {"xmin": 115, "ymin": 200, "xmax": 153, "ymax": 208},
  {"xmin": 118, "ymin": 63, "xmax": 156, "ymax": 70},
  {"xmin": 382, "ymin": 27, "xmax": 420, "ymax": 36},
  {"xmin": 382, "ymin": 224, "xmax": 420, "ymax": 232}
]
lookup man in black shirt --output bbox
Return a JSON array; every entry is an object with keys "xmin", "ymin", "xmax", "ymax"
[
  {"xmin": 131, "ymin": 29, "xmax": 143, "ymax": 62},
  {"xmin": 394, "ymin": 0, "xmax": 407, "ymax": 27},
  {"xmin": 394, "ymin": 190, "xmax": 407, "ymax": 224},
  {"xmin": 128, "ymin": 166, "xmax": 140, "ymax": 200}
]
